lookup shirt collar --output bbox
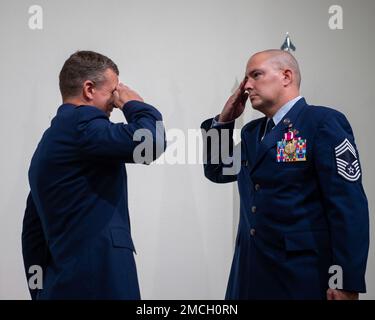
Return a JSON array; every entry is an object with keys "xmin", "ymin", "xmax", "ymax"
[{"xmin": 272, "ymin": 96, "xmax": 303, "ymax": 126}]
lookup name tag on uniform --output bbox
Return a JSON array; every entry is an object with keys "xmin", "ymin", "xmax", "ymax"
[{"xmin": 277, "ymin": 129, "xmax": 307, "ymax": 162}]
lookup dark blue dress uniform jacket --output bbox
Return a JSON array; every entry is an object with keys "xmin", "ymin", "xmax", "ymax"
[
  {"xmin": 22, "ymin": 101, "xmax": 165, "ymax": 300},
  {"xmin": 201, "ymin": 98, "xmax": 369, "ymax": 300}
]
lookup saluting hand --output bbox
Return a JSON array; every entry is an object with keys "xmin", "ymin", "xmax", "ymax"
[
  {"xmin": 113, "ymin": 83, "xmax": 144, "ymax": 109},
  {"xmin": 218, "ymin": 78, "xmax": 249, "ymax": 122}
]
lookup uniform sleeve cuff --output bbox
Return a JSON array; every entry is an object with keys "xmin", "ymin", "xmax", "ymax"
[{"xmin": 211, "ymin": 115, "xmax": 235, "ymax": 128}]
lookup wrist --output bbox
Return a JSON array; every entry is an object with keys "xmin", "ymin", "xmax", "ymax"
[
  {"xmin": 218, "ymin": 115, "xmax": 228, "ymax": 122},
  {"xmin": 218, "ymin": 115, "xmax": 234, "ymax": 123}
]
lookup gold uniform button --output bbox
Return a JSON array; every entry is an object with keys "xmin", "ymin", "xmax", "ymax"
[
  {"xmin": 250, "ymin": 228, "xmax": 256, "ymax": 236},
  {"xmin": 255, "ymin": 184, "xmax": 260, "ymax": 191},
  {"xmin": 251, "ymin": 206, "xmax": 257, "ymax": 213}
]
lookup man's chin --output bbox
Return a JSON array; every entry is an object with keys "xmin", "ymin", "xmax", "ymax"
[{"xmin": 251, "ymin": 101, "xmax": 263, "ymax": 111}]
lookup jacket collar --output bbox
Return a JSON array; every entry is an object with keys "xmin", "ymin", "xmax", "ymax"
[{"xmin": 57, "ymin": 103, "xmax": 76, "ymax": 114}]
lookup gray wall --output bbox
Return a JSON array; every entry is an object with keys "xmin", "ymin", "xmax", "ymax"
[{"xmin": 0, "ymin": 0, "xmax": 374, "ymax": 299}]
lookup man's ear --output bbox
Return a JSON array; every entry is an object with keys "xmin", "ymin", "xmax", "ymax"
[
  {"xmin": 282, "ymin": 69, "xmax": 293, "ymax": 87},
  {"xmin": 82, "ymin": 80, "xmax": 95, "ymax": 100}
]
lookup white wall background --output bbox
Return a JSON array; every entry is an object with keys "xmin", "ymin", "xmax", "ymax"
[{"xmin": 0, "ymin": 0, "xmax": 374, "ymax": 299}]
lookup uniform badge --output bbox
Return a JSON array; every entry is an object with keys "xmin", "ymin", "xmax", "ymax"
[
  {"xmin": 335, "ymin": 138, "xmax": 361, "ymax": 182},
  {"xmin": 277, "ymin": 127, "xmax": 307, "ymax": 162}
]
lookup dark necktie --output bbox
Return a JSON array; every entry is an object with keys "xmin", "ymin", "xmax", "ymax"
[{"xmin": 261, "ymin": 118, "xmax": 275, "ymax": 141}]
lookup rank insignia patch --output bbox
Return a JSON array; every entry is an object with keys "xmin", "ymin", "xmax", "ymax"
[
  {"xmin": 335, "ymin": 138, "xmax": 361, "ymax": 182},
  {"xmin": 277, "ymin": 129, "xmax": 307, "ymax": 162}
]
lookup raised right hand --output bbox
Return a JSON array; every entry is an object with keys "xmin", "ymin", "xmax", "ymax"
[
  {"xmin": 218, "ymin": 78, "xmax": 249, "ymax": 122},
  {"xmin": 113, "ymin": 83, "xmax": 144, "ymax": 109}
]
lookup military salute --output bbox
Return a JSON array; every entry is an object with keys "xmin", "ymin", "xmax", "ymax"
[
  {"xmin": 21, "ymin": 49, "xmax": 369, "ymax": 300},
  {"xmin": 22, "ymin": 51, "xmax": 166, "ymax": 299},
  {"xmin": 201, "ymin": 49, "xmax": 369, "ymax": 300}
]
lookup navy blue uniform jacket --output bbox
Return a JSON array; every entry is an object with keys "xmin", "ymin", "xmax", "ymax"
[
  {"xmin": 201, "ymin": 98, "xmax": 369, "ymax": 299},
  {"xmin": 22, "ymin": 101, "xmax": 165, "ymax": 299}
]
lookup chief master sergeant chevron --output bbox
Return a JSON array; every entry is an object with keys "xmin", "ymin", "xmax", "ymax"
[
  {"xmin": 201, "ymin": 49, "xmax": 369, "ymax": 300},
  {"xmin": 22, "ymin": 51, "xmax": 166, "ymax": 299}
]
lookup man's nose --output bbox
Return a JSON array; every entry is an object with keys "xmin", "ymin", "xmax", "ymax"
[{"xmin": 244, "ymin": 78, "xmax": 254, "ymax": 91}]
